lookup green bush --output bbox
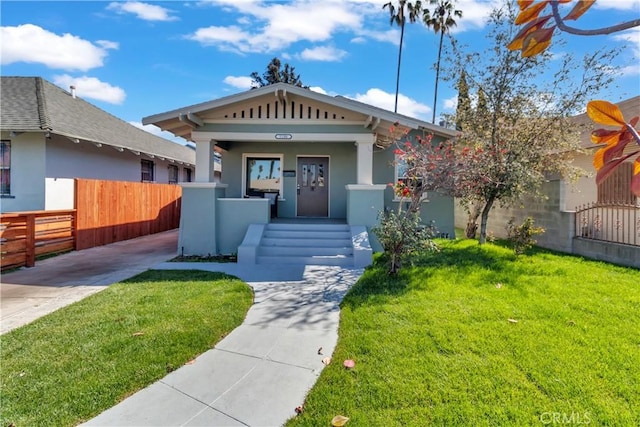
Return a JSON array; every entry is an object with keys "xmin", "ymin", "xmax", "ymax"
[
  {"xmin": 506, "ymin": 216, "xmax": 545, "ymax": 255},
  {"xmin": 372, "ymin": 210, "xmax": 438, "ymax": 275}
]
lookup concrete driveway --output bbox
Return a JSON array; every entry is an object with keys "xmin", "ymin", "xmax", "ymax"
[{"xmin": 0, "ymin": 229, "xmax": 178, "ymax": 334}]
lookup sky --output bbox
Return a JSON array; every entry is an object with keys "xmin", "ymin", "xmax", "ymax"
[{"xmin": 1, "ymin": 0, "xmax": 639, "ymax": 145}]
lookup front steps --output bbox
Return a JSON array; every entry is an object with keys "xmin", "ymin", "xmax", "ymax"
[{"xmin": 238, "ymin": 222, "xmax": 373, "ymax": 267}]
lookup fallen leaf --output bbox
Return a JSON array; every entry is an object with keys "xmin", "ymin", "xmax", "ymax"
[
  {"xmin": 508, "ymin": 319, "xmax": 518, "ymax": 323},
  {"xmin": 495, "ymin": 283, "xmax": 503, "ymax": 289},
  {"xmin": 332, "ymin": 415, "xmax": 350, "ymax": 426},
  {"xmin": 322, "ymin": 357, "xmax": 331, "ymax": 365},
  {"xmin": 295, "ymin": 405, "xmax": 304, "ymax": 414},
  {"xmin": 343, "ymin": 359, "xmax": 355, "ymax": 369},
  {"xmin": 132, "ymin": 332, "xmax": 144, "ymax": 337},
  {"xmin": 317, "ymin": 347, "xmax": 323, "ymax": 355},
  {"xmin": 567, "ymin": 320, "xmax": 576, "ymax": 326},
  {"xmin": 185, "ymin": 359, "xmax": 196, "ymax": 365},
  {"xmin": 19, "ymin": 372, "xmax": 26, "ymax": 377}
]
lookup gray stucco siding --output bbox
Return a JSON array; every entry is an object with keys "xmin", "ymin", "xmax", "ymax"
[{"xmin": 221, "ymin": 141, "xmax": 356, "ymax": 219}]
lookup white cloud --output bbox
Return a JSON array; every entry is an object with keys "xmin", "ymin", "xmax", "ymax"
[
  {"xmin": 443, "ymin": 95, "xmax": 458, "ymax": 111},
  {"xmin": 351, "ymin": 88, "xmax": 431, "ymax": 120},
  {"xmin": 96, "ymin": 40, "xmax": 120, "ymax": 50},
  {"xmin": 129, "ymin": 121, "xmax": 189, "ymax": 145},
  {"xmin": 107, "ymin": 1, "xmax": 178, "ymax": 21},
  {"xmin": 0, "ymin": 24, "xmax": 115, "ymax": 71},
  {"xmin": 309, "ymin": 86, "xmax": 328, "ymax": 95},
  {"xmin": 611, "ymin": 27, "xmax": 640, "ymax": 76},
  {"xmin": 223, "ymin": 75, "xmax": 253, "ymax": 89},
  {"xmin": 186, "ymin": 0, "xmax": 392, "ymax": 53},
  {"xmin": 300, "ymin": 46, "xmax": 347, "ymax": 61},
  {"xmin": 450, "ymin": 0, "xmax": 502, "ymax": 33},
  {"xmin": 53, "ymin": 75, "xmax": 126, "ymax": 105},
  {"xmin": 594, "ymin": 0, "xmax": 640, "ymax": 10}
]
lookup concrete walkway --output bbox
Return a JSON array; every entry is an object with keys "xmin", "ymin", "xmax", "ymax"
[
  {"xmin": 85, "ymin": 263, "xmax": 363, "ymax": 427},
  {"xmin": 0, "ymin": 229, "xmax": 179, "ymax": 334}
]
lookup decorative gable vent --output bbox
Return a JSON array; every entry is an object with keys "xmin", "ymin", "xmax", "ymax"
[{"xmin": 208, "ymin": 98, "xmax": 361, "ymax": 122}]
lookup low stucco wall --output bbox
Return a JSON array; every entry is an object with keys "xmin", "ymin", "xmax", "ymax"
[
  {"xmin": 217, "ymin": 199, "xmax": 269, "ymax": 254},
  {"xmin": 572, "ymin": 238, "xmax": 640, "ymax": 269}
]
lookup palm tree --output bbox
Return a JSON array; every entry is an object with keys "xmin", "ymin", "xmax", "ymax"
[
  {"xmin": 423, "ymin": 0, "xmax": 462, "ymax": 123},
  {"xmin": 383, "ymin": 1, "xmax": 423, "ymax": 113}
]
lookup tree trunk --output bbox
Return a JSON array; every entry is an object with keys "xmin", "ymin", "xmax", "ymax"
[
  {"xmin": 394, "ymin": 22, "xmax": 405, "ymax": 114},
  {"xmin": 479, "ymin": 195, "xmax": 496, "ymax": 245},
  {"xmin": 465, "ymin": 202, "xmax": 482, "ymax": 238},
  {"xmin": 431, "ymin": 29, "xmax": 445, "ymax": 124}
]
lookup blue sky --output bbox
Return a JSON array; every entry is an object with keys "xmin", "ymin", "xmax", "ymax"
[{"xmin": 2, "ymin": 0, "xmax": 639, "ymax": 145}]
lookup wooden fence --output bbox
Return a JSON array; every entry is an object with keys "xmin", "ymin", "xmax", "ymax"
[
  {"xmin": 1, "ymin": 210, "xmax": 75, "ymax": 270},
  {"xmin": 1, "ymin": 179, "xmax": 181, "ymax": 271},
  {"xmin": 75, "ymin": 179, "xmax": 181, "ymax": 250}
]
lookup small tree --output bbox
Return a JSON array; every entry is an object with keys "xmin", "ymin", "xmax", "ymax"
[
  {"xmin": 445, "ymin": 1, "xmax": 619, "ymax": 244},
  {"xmin": 508, "ymin": 0, "xmax": 640, "ymax": 196},
  {"xmin": 372, "ymin": 130, "xmax": 457, "ymax": 274}
]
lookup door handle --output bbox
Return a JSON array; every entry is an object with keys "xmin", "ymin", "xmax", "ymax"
[{"xmin": 297, "ymin": 184, "xmax": 300, "ymax": 195}]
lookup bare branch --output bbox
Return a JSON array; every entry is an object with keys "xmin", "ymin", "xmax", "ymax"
[{"xmin": 550, "ymin": 1, "xmax": 640, "ymax": 36}]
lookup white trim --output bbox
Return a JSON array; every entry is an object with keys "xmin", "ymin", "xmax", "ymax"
[
  {"xmin": 202, "ymin": 119, "xmax": 367, "ymax": 126},
  {"xmin": 242, "ymin": 153, "xmax": 284, "ymax": 197},
  {"xmin": 180, "ymin": 182, "xmax": 228, "ymax": 189},
  {"xmin": 345, "ymin": 184, "xmax": 387, "ymax": 191},
  {"xmin": 193, "ymin": 131, "xmax": 375, "ymax": 143},
  {"xmin": 296, "ymin": 155, "xmax": 331, "ymax": 218}
]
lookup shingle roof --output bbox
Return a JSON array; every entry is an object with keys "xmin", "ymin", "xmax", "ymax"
[{"xmin": 1, "ymin": 76, "xmax": 194, "ymax": 165}]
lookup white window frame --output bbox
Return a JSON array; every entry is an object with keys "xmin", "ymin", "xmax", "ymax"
[
  {"xmin": 242, "ymin": 153, "xmax": 284, "ymax": 197},
  {"xmin": 393, "ymin": 154, "xmax": 428, "ymax": 202}
]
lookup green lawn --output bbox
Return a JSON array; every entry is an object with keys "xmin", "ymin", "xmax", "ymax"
[
  {"xmin": 289, "ymin": 240, "xmax": 640, "ymax": 426},
  {"xmin": 0, "ymin": 270, "xmax": 253, "ymax": 427}
]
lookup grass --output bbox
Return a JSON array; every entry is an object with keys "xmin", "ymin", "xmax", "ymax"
[
  {"xmin": 288, "ymin": 239, "xmax": 640, "ymax": 426},
  {"xmin": 0, "ymin": 270, "xmax": 253, "ymax": 427}
]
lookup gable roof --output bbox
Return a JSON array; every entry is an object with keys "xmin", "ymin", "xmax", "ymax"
[
  {"xmin": 1, "ymin": 76, "xmax": 194, "ymax": 166},
  {"xmin": 142, "ymin": 82, "xmax": 458, "ymax": 143}
]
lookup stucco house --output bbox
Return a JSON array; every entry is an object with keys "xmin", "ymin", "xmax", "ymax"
[
  {"xmin": 143, "ymin": 83, "xmax": 457, "ymax": 267},
  {"xmin": 0, "ymin": 76, "xmax": 197, "ymax": 213}
]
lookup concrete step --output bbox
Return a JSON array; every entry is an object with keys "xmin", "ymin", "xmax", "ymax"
[
  {"xmin": 261, "ymin": 237, "xmax": 353, "ymax": 247},
  {"xmin": 263, "ymin": 230, "xmax": 351, "ymax": 239},
  {"xmin": 258, "ymin": 245, "xmax": 353, "ymax": 257},
  {"xmin": 256, "ymin": 254, "xmax": 354, "ymax": 266},
  {"xmin": 266, "ymin": 223, "xmax": 350, "ymax": 232}
]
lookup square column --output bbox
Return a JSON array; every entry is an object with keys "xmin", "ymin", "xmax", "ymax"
[
  {"xmin": 192, "ymin": 133, "xmax": 216, "ymax": 182},
  {"xmin": 355, "ymin": 134, "xmax": 376, "ymax": 185}
]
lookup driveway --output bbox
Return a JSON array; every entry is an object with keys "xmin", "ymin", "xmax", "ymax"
[{"xmin": 0, "ymin": 229, "xmax": 178, "ymax": 334}]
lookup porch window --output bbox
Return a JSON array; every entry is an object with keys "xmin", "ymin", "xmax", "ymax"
[
  {"xmin": 141, "ymin": 159, "xmax": 154, "ymax": 182},
  {"xmin": 168, "ymin": 164, "xmax": 178, "ymax": 184},
  {"xmin": 0, "ymin": 141, "xmax": 10, "ymax": 195},
  {"xmin": 244, "ymin": 154, "xmax": 282, "ymax": 197}
]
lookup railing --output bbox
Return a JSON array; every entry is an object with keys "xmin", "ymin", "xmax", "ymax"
[
  {"xmin": 575, "ymin": 202, "xmax": 640, "ymax": 246},
  {"xmin": 1, "ymin": 210, "xmax": 75, "ymax": 271}
]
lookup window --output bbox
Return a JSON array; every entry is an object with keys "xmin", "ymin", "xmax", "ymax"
[
  {"xmin": 394, "ymin": 154, "xmax": 425, "ymax": 200},
  {"xmin": 141, "ymin": 159, "xmax": 154, "ymax": 182},
  {"xmin": 168, "ymin": 165, "xmax": 178, "ymax": 184},
  {"xmin": 597, "ymin": 162, "xmax": 636, "ymax": 205},
  {"xmin": 244, "ymin": 155, "xmax": 282, "ymax": 196},
  {"xmin": 183, "ymin": 167, "xmax": 192, "ymax": 182},
  {"xmin": 0, "ymin": 141, "xmax": 10, "ymax": 195}
]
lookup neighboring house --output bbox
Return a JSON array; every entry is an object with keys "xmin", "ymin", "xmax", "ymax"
[
  {"xmin": 0, "ymin": 76, "xmax": 197, "ymax": 213},
  {"xmin": 143, "ymin": 83, "xmax": 458, "ymax": 266},
  {"xmin": 454, "ymin": 95, "xmax": 639, "ymax": 267}
]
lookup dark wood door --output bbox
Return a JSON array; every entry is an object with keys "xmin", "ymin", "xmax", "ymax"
[{"xmin": 297, "ymin": 157, "xmax": 328, "ymax": 217}]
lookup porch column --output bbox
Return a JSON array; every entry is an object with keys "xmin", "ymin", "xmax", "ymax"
[
  {"xmin": 355, "ymin": 134, "xmax": 376, "ymax": 185},
  {"xmin": 192, "ymin": 133, "xmax": 216, "ymax": 182}
]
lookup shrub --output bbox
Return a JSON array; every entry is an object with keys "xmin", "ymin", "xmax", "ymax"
[
  {"xmin": 372, "ymin": 209, "xmax": 438, "ymax": 275},
  {"xmin": 506, "ymin": 216, "xmax": 545, "ymax": 255}
]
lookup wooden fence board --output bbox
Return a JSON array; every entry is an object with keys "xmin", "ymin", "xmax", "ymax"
[{"xmin": 75, "ymin": 179, "xmax": 181, "ymax": 250}]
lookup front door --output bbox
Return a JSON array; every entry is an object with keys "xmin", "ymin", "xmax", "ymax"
[{"xmin": 297, "ymin": 156, "xmax": 329, "ymax": 217}]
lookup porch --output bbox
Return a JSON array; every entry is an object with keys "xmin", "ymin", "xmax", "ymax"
[{"xmin": 177, "ymin": 182, "xmax": 381, "ymax": 268}]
